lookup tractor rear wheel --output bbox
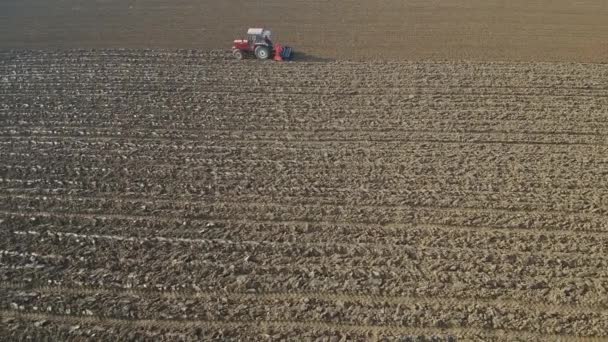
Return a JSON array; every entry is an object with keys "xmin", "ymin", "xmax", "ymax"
[
  {"xmin": 233, "ymin": 50, "xmax": 243, "ymax": 60},
  {"xmin": 254, "ymin": 46, "xmax": 270, "ymax": 60}
]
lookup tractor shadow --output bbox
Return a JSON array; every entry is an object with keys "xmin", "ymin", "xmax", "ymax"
[{"xmin": 291, "ymin": 51, "xmax": 334, "ymax": 63}]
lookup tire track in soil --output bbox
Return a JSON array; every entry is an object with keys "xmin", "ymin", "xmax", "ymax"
[
  {"xmin": 3, "ymin": 193, "xmax": 607, "ymax": 222},
  {"xmin": 4, "ymin": 214, "xmax": 608, "ymax": 256},
  {"xmin": 5, "ymin": 230, "xmax": 608, "ymax": 294},
  {"xmin": 2, "ymin": 289, "xmax": 608, "ymax": 339},
  {"xmin": 2, "ymin": 261, "xmax": 607, "ymax": 312},
  {"xmin": 4, "ymin": 139, "xmax": 607, "ymax": 157},
  {"xmin": 3, "ymin": 121, "xmax": 608, "ymax": 136},
  {"xmin": 3, "ymin": 310, "xmax": 578, "ymax": 342},
  {"xmin": 8, "ymin": 229, "xmax": 608, "ymax": 266},
  {"xmin": 3, "ymin": 209, "xmax": 608, "ymax": 236},
  {"xmin": 1, "ymin": 133, "xmax": 607, "ymax": 146},
  {"xmin": 3, "ymin": 125, "xmax": 607, "ymax": 137},
  {"xmin": 4, "ymin": 182, "xmax": 608, "ymax": 200},
  {"xmin": 2, "ymin": 282, "xmax": 607, "ymax": 316},
  {"xmin": 2, "ymin": 87, "xmax": 608, "ymax": 97}
]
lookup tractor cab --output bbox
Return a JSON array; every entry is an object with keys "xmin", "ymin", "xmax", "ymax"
[{"xmin": 247, "ymin": 28, "xmax": 272, "ymax": 47}]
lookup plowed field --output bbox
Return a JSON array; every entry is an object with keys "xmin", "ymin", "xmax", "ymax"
[{"xmin": 2, "ymin": 50, "xmax": 608, "ymax": 340}]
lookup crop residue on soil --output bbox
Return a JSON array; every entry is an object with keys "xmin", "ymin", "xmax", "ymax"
[{"xmin": 1, "ymin": 50, "xmax": 608, "ymax": 340}]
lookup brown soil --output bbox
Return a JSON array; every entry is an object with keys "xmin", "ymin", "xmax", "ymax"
[
  {"xmin": 2, "ymin": 0, "xmax": 608, "ymax": 62},
  {"xmin": 1, "ymin": 50, "xmax": 608, "ymax": 340}
]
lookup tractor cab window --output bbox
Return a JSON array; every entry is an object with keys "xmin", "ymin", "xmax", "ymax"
[
  {"xmin": 248, "ymin": 35, "xmax": 256, "ymax": 44},
  {"xmin": 253, "ymin": 35, "xmax": 267, "ymax": 45}
]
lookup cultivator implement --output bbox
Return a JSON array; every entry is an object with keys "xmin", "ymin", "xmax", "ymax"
[{"xmin": 274, "ymin": 44, "xmax": 293, "ymax": 61}]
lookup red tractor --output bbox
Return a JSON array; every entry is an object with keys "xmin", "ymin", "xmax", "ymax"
[{"xmin": 232, "ymin": 28, "xmax": 293, "ymax": 61}]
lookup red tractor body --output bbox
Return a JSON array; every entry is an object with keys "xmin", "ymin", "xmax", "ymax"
[
  {"xmin": 232, "ymin": 39, "xmax": 250, "ymax": 51},
  {"xmin": 232, "ymin": 28, "xmax": 293, "ymax": 61}
]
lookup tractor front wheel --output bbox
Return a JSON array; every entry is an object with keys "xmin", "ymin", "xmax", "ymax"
[
  {"xmin": 254, "ymin": 46, "xmax": 270, "ymax": 60},
  {"xmin": 233, "ymin": 50, "xmax": 243, "ymax": 60}
]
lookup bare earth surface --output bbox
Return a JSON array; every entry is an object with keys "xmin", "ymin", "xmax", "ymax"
[
  {"xmin": 1, "ymin": 50, "xmax": 608, "ymax": 340},
  {"xmin": 2, "ymin": 0, "xmax": 608, "ymax": 61}
]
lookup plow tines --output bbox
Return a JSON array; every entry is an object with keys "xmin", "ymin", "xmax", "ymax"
[{"xmin": 282, "ymin": 47, "xmax": 293, "ymax": 59}]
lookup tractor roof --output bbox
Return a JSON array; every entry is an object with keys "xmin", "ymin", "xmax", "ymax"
[
  {"xmin": 247, "ymin": 28, "xmax": 264, "ymax": 35},
  {"xmin": 247, "ymin": 28, "xmax": 271, "ymax": 37}
]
